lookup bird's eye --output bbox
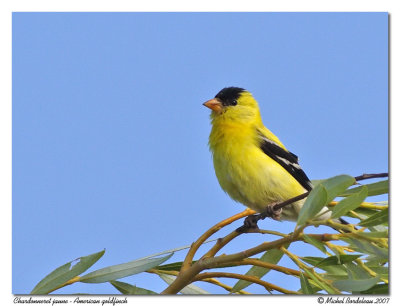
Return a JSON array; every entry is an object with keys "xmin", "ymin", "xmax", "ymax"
[{"xmin": 231, "ymin": 99, "xmax": 238, "ymax": 106}]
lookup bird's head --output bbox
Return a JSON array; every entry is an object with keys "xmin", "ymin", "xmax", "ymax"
[{"xmin": 203, "ymin": 87, "xmax": 261, "ymax": 124}]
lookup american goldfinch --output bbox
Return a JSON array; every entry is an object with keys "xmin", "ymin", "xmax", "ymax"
[{"xmin": 203, "ymin": 87, "xmax": 332, "ymax": 222}]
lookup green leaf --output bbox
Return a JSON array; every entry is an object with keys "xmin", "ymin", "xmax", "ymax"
[
  {"xmin": 345, "ymin": 262, "xmax": 370, "ymax": 280},
  {"xmin": 300, "ymin": 257, "xmax": 348, "ymax": 275},
  {"xmin": 303, "ymin": 269, "xmax": 338, "ymax": 294},
  {"xmin": 360, "ymin": 283, "xmax": 388, "ymax": 294},
  {"xmin": 110, "ymin": 280, "xmax": 157, "ymax": 295},
  {"xmin": 364, "ymin": 265, "xmax": 388, "ymax": 278},
  {"xmin": 350, "ymin": 208, "xmax": 387, "ymax": 231},
  {"xmin": 364, "ymin": 255, "xmax": 388, "ymax": 265},
  {"xmin": 315, "ymin": 255, "xmax": 362, "ymax": 268},
  {"xmin": 319, "ymin": 265, "xmax": 348, "ymax": 275},
  {"xmin": 352, "ymin": 207, "xmax": 381, "ymax": 218},
  {"xmin": 300, "ymin": 256, "xmax": 325, "ymax": 265},
  {"xmin": 231, "ymin": 246, "xmax": 287, "ymax": 292},
  {"xmin": 135, "ymin": 239, "xmax": 217, "ymax": 261},
  {"xmin": 331, "ymin": 186, "xmax": 368, "ymax": 219},
  {"xmin": 157, "ymin": 261, "xmax": 185, "ymax": 271},
  {"xmin": 300, "ymin": 272, "xmax": 313, "ymax": 294},
  {"xmin": 341, "ymin": 238, "xmax": 388, "ymax": 260},
  {"xmin": 297, "ymin": 185, "xmax": 328, "ymax": 226},
  {"xmin": 359, "ymin": 208, "xmax": 388, "ymax": 227},
  {"xmin": 322, "ymin": 274, "xmax": 350, "ymax": 281},
  {"xmin": 310, "ymin": 179, "xmax": 324, "ymax": 187},
  {"xmin": 80, "ymin": 253, "xmax": 173, "ymax": 283},
  {"xmin": 356, "ymin": 231, "xmax": 388, "ymax": 238},
  {"xmin": 322, "ymin": 175, "xmax": 356, "ymax": 202},
  {"xmin": 332, "ymin": 277, "xmax": 380, "ymax": 292},
  {"xmin": 158, "ymin": 273, "xmax": 209, "ymax": 294},
  {"xmin": 31, "ymin": 250, "xmax": 105, "ymax": 294},
  {"xmin": 341, "ymin": 180, "xmax": 388, "ymax": 197},
  {"xmin": 302, "ymin": 235, "xmax": 327, "ymax": 254}
]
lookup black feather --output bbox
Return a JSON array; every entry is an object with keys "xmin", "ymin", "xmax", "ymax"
[
  {"xmin": 257, "ymin": 132, "xmax": 313, "ymax": 191},
  {"xmin": 215, "ymin": 87, "xmax": 245, "ymax": 106}
]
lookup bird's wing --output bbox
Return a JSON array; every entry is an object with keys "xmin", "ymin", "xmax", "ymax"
[{"xmin": 257, "ymin": 130, "xmax": 313, "ymax": 191}]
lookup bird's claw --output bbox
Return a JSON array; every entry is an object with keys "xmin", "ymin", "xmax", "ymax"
[
  {"xmin": 244, "ymin": 214, "xmax": 260, "ymax": 228},
  {"xmin": 266, "ymin": 203, "xmax": 282, "ymax": 221},
  {"xmin": 236, "ymin": 203, "xmax": 282, "ymax": 233},
  {"xmin": 236, "ymin": 214, "xmax": 260, "ymax": 233}
]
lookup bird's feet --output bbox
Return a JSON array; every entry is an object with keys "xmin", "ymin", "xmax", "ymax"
[
  {"xmin": 236, "ymin": 203, "xmax": 283, "ymax": 233},
  {"xmin": 244, "ymin": 214, "xmax": 261, "ymax": 229},
  {"xmin": 236, "ymin": 214, "xmax": 261, "ymax": 233},
  {"xmin": 263, "ymin": 203, "xmax": 282, "ymax": 221}
]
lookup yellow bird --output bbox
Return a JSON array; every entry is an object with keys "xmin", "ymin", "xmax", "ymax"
[{"xmin": 203, "ymin": 87, "xmax": 332, "ymax": 223}]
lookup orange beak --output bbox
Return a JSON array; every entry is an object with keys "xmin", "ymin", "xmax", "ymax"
[{"xmin": 203, "ymin": 98, "xmax": 223, "ymax": 113}]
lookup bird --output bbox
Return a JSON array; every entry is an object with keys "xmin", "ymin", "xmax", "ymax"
[{"xmin": 203, "ymin": 86, "xmax": 334, "ymax": 225}]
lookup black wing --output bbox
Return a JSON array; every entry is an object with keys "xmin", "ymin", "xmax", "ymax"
[{"xmin": 257, "ymin": 132, "xmax": 313, "ymax": 191}]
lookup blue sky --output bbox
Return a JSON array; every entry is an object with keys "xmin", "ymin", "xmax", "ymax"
[{"xmin": 12, "ymin": 12, "xmax": 388, "ymax": 294}]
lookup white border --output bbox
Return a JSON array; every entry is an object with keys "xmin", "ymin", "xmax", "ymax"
[{"xmin": 1, "ymin": 0, "xmax": 396, "ymax": 305}]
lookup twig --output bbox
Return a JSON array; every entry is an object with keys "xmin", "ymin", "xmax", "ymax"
[
  {"xmin": 281, "ymin": 246, "xmax": 342, "ymax": 294},
  {"xmin": 201, "ymin": 230, "xmax": 240, "ymax": 259},
  {"xmin": 354, "ymin": 173, "xmax": 389, "ymax": 181},
  {"xmin": 200, "ymin": 278, "xmax": 251, "ymax": 294},
  {"xmin": 181, "ymin": 209, "xmax": 254, "ymax": 271},
  {"xmin": 228, "ymin": 258, "xmax": 301, "ymax": 277},
  {"xmin": 193, "ymin": 272, "xmax": 300, "ymax": 294}
]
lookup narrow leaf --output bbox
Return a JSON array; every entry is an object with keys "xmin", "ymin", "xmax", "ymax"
[
  {"xmin": 300, "ymin": 256, "xmax": 325, "ymax": 266},
  {"xmin": 157, "ymin": 261, "xmax": 186, "ymax": 271},
  {"xmin": 352, "ymin": 207, "xmax": 381, "ymax": 218},
  {"xmin": 360, "ymin": 283, "xmax": 388, "ymax": 294},
  {"xmin": 319, "ymin": 265, "xmax": 348, "ymax": 275},
  {"xmin": 300, "ymin": 272, "xmax": 313, "ymax": 294},
  {"xmin": 356, "ymin": 231, "xmax": 388, "ymax": 238},
  {"xmin": 300, "ymin": 256, "xmax": 347, "ymax": 278},
  {"xmin": 297, "ymin": 185, "xmax": 328, "ymax": 226},
  {"xmin": 358, "ymin": 208, "xmax": 388, "ymax": 227},
  {"xmin": 331, "ymin": 186, "xmax": 368, "ymax": 218},
  {"xmin": 345, "ymin": 262, "xmax": 370, "ymax": 280},
  {"xmin": 303, "ymin": 269, "xmax": 338, "ymax": 294},
  {"xmin": 322, "ymin": 274, "xmax": 350, "ymax": 281},
  {"xmin": 231, "ymin": 246, "xmax": 287, "ymax": 292},
  {"xmin": 341, "ymin": 238, "xmax": 388, "ymax": 260},
  {"xmin": 310, "ymin": 179, "xmax": 324, "ymax": 187},
  {"xmin": 364, "ymin": 265, "xmax": 388, "ymax": 278},
  {"xmin": 31, "ymin": 250, "xmax": 105, "ymax": 294},
  {"xmin": 321, "ymin": 175, "xmax": 356, "ymax": 203},
  {"xmin": 341, "ymin": 180, "xmax": 388, "ymax": 197},
  {"xmin": 110, "ymin": 280, "xmax": 157, "ymax": 295},
  {"xmin": 80, "ymin": 253, "xmax": 173, "ymax": 283},
  {"xmin": 158, "ymin": 273, "xmax": 209, "ymax": 294},
  {"xmin": 315, "ymin": 255, "xmax": 362, "ymax": 268},
  {"xmin": 332, "ymin": 277, "xmax": 380, "ymax": 292},
  {"xmin": 302, "ymin": 235, "xmax": 327, "ymax": 254},
  {"xmin": 135, "ymin": 239, "xmax": 217, "ymax": 261},
  {"xmin": 300, "ymin": 257, "xmax": 348, "ymax": 275}
]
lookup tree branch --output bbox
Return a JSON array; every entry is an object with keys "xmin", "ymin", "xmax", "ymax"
[
  {"xmin": 193, "ymin": 272, "xmax": 300, "ymax": 294},
  {"xmin": 228, "ymin": 258, "xmax": 301, "ymax": 277},
  {"xmin": 161, "ymin": 226, "xmax": 304, "ymax": 294},
  {"xmin": 181, "ymin": 209, "xmax": 254, "ymax": 271}
]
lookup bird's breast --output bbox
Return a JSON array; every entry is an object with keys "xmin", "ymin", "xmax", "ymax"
[{"xmin": 209, "ymin": 125, "xmax": 305, "ymax": 212}]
